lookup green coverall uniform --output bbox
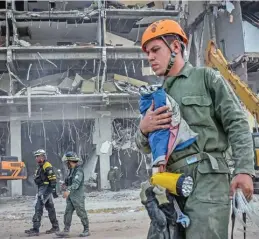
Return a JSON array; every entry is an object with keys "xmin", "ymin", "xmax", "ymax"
[
  {"xmin": 64, "ymin": 165, "xmax": 89, "ymax": 235},
  {"xmin": 135, "ymin": 62, "xmax": 255, "ymax": 239}
]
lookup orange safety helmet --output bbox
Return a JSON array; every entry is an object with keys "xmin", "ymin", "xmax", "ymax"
[{"xmin": 141, "ymin": 19, "xmax": 188, "ymax": 52}]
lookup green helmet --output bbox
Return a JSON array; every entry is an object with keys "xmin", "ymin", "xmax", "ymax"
[
  {"xmin": 34, "ymin": 149, "xmax": 46, "ymax": 157},
  {"xmin": 62, "ymin": 151, "xmax": 80, "ymax": 162}
]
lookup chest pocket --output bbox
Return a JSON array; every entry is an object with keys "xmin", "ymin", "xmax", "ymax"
[{"xmin": 181, "ymin": 95, "xmax": 212, "ymax": 126}]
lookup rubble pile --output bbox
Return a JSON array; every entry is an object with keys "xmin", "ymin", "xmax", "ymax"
[
  {"xmin": 112, "ymin": 119, "xmax": 139, "ymax": 152},
  {"xmin": 12, "ymin": 72, "xmax": 148, "ymax": 96}
]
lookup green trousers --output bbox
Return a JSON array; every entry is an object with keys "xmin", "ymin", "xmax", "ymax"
[
  {"xmin": 64, "ymin": 196, "xmax": 89, "ymax": 229},
  {"xmin": 173, "ymin": 157, "xmax": 231, "ymax": 239}
]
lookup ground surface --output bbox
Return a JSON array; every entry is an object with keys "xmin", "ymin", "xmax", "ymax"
[{"xmin": 0, "ymin": 189, "xmax": 258, "ymax": 239}]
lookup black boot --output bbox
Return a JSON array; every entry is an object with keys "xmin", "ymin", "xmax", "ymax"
[
  {"xmin": 46, "ymin": 226, "xmax": 60, "ymax": 234},
  {"xmin": 25, "ymin": 228, "xmax": 39, "ymax": 237},
  {"xmin": 55, "ymin": 227, "xmax": 70, "ymax": 237},
  {"xmin": 79, "ymin": 226, "xmax": 90, "ymax": 237}
]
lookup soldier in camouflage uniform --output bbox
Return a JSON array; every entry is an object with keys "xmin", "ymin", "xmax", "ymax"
[
  {"xmin": 56, "ymin": 152, "xmax": 90, "ymax": 238},
  {"xmin": 136, "ymin": 19, "xmax": 255, "ymax": 239},
  {"xmin": 25, "ymin": 149, "xmax": 59, "ymax": 237}
]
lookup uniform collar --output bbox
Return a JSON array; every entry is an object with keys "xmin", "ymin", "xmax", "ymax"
[
  {"xmin": 177, "ymin": 61, "xmax": 193, "ymax": 78},
  {"xmin": 163, "ymin": 61, "xmax": 193, "ymax": 91}
]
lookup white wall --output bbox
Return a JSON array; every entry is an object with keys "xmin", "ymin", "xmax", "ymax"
[
  {"xmin": 243, "ymin": 21, "xmax": 259, "ymax": 53},
  {"xmin": 215, "ymin": 2, "xmax": 245, "ymax": 61}
]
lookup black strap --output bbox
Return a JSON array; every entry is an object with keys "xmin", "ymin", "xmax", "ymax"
[
  {"xmin": 243, "ymin": 213, "xmax": 246, "ymax": 239},
  {"xmin": 164, "ymin": 56, "xmax": 175, "ymax": 76},
  {"xmin": 231, "ymin": 202, "xmax": 247, "ymax": 239}
]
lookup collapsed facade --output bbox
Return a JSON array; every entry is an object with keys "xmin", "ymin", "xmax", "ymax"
[{"xmin": 0, "ymin": 0, "xmax": 258, "ymax": 196}]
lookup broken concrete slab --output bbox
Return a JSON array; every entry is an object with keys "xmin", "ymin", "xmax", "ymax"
[
  {"xmin": 15, "ymin": 85, "xmax": 61, "ymax": 96},
  {"xmin": 72, "ymin": 73, "xmax": 85, "ymax": 91},
  {"xmin": 30, "ymin": 72, "xmax": 67, "ymax": 87},
  {"xmin": 119, "ymin": 0, "xmax": 164, "ymax": 8},
  {"xmin": 114, "ymin": 74, "xmax": 148, "ymax": 87},
  {"xmin": 80, "ymin": 76, "xmax": 97, "ymax": 94},
  {"xmin": 58, "ymin": 77, "xmax": 74, "ymax": 91},
  {"xmin": 103, "ymin": 81, "xmax": 118, "ymax": 93},
  {"xmin": 114, "ymin": 81, "xmax": 139, "ymax": 94},
  {"xmin": 106, "ymin": 32, "xmax": 134, "ymax": 46}
]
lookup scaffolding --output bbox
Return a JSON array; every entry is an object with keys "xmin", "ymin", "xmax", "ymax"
[{"xmin": 0, "ymin": 1, "xmax": 182, "ymax": 95}]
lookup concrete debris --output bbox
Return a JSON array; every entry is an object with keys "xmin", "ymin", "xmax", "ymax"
[
  {"xmin": 112, "ymin": 121, "xmax": 138, "ymax": 152},
  {"xmin": 107, "ymin": 1, "xmax": 127, "ymax": 9},
  {"xmin": 113, "ymin": 74, "xmax": 148, "ymax": 94},
  {"xmin": 106, "ymin": 32, "xmax": 134, "ymax": 46},
  {"xmin": 13, "ymin": 71, "xmax": 149, "ymax": 95},
  {"xmin": 15, "ymin": 85, "xmax": 61, "ymax": 96},
  {"xmin": 103, "ymin": 81, "xmax": 118, "ymax": 93},
  {"xmin": 81, "ymin": 76, "xmax": 97, "ymax": 94},
  {"xmin": 114, "ymin": 81, "xmax": 139, "ymax": 94},
  {"xmin": 85, "ymin": 176, "xmax": 98, "ymax": 189},
  {"xmin": 118, "ymin": 1, "xmax": 163, "ymax": 9},
  {"xmin": 58, "ymin": 77, "xmax": 73, "ymax": 92},
  {"xmin": 114, "ymin": 74, "xmax": 148, "ymax": 87},
  {"xmin": 100, "ymin": 141, "xmax": 112, "ymax": 154},
  {"xmin": 73, "ymin": 73, "xmax": 85, "ymax": 91},
  {"xmin": 30, "ymin": 72, "xmax": 67, "ymax": 87},
  {"xmin": 16, "ymin": 39, "xmax": 31, "ymax": 47},
  {"xmin": 121, "ymin": 141, "xmax": 131, "ymax": 150}
]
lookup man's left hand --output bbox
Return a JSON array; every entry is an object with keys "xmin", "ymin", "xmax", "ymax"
[
  {"xmin": 230, "ymin": 174, "xmax": 254, "ymax": 200},
  {"xmin": 63, "ymin": 191, "xmax": 70, "ymax": 199}
]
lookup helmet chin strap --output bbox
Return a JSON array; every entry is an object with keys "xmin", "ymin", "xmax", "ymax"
[
  {"xmin": 161, "ymin": 36, "xmax": 177, "ymax": 77},
  {"xmin": 164, "ymin": 52, "xmax": 177, "ymax": 76}
]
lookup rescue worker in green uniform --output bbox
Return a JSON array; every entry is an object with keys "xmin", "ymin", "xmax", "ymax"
[
  {"xmin": 108, "ymin": 166, "xmax": 116, "ymax": 191},
  {"xmin": 135, "ymin": 19, "xmax": 255, "ymax": 239},
  {"xmin": 25, "ymin": 149, "xmax": 59, "ymax": 237},
  {"xmin": 56, "ymin": 152, "xmax": 90, "ymax": 238},
  {"xmin": 113, "ymin": 166, "xmax": 121, "ymax": 192}
]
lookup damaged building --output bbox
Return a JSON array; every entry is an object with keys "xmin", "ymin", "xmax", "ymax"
[
  {"xmin": 0, "ymin": 0, "xmax": 173, "ymax": 196},
  {"xmin": 0, "ymin": 0, "xmax": 259, "ymax": 196}
]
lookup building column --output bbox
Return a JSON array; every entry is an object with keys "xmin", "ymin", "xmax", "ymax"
[
  {"xmin": 8, "ymin": 120, "xmax": 23, "ymax": 196},
  {"xmin": 93, "ymin": 117, "xmax": 112, "ymax": 190}
]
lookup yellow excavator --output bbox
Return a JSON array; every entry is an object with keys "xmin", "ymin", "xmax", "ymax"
[
  {"xmin": 0, "ymin": 156, "xmax": 27, "ymax": 195},
  {"xmin": 205, "ymin": 40, "xmax": 259, "ymax": 193}
]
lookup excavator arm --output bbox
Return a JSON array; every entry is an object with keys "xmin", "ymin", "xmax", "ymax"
[
  {"xmin": 205, "ymin": 40, "xmax": 259, "ymax": 123},
  {"xmin": 0, "ymin": 156, "xmax": 27, "ymax": 195},
  {"xmin": 205, "ymin": 40, "xmax": 259, "ymax": 180}
]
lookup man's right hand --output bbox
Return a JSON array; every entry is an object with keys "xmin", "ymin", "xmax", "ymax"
[{"xmin": 140, "ymin": 101, "xmax": 172, "ymax": 136}]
